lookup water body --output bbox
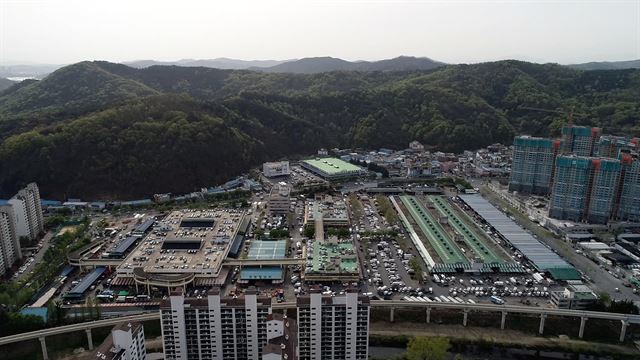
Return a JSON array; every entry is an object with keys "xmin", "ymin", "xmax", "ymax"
[{"xmin": 369, "ymin": 346, "xmax": 617, "ymax": 360}]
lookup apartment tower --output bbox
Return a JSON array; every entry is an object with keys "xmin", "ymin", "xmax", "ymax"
[
  {"xmin": 296, "ymin": 289, "xmax": 370, "ymax": 360},
  {"xmin": 509, "ymin": 136, "xmax": 562, "ymax": 195},
  {"xmin": 160, "ymin": 287, "xmax": 271, "ymax": 360}
]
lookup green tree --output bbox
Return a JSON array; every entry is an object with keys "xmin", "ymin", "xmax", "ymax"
[
  {"xmin": 406, "ymin": 336, "xmax": 450, "ymax": 360},
  {"xmin": 409, "ymin": 257, "xmax": 424, "ymax": 282}
]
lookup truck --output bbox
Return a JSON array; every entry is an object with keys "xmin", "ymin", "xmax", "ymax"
[{"xmin": 490, "ymin": 296, "xmax": 505, "ymax": 305}]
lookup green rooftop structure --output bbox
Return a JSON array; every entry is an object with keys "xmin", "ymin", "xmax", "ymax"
[
  {"xmin": 301, "ymin": 157, "xmax": 366, "ymax": 181},
  {"xmin": 400, "ymin": 195, "xmax": 467, "ymax": 265},
  {"xmin": 429, "ymin": 195, "xmax": 503, "ymax": 264}
]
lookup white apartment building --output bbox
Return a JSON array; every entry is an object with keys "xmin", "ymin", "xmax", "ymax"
[
  {"xmin": 263, "ymin": 161, "xmax": 291, "ymax": 178},
  {"xmin": 296, "ymin": 289, "xmax": 370, "ymax": 360},
  {"xmin": 89, "ymin": 322, "xmax": 146, "ymax": 360},
  {"xmin": 8, "ymin": 183, "xmax": 44, "ymax": 240},
  {"xmin": 0, "ymin": 205, "xmax": 19, "ymax": 275},
  {"xmin": 160, "ymin": 287, "xmax": 271, "ymax": 360}
]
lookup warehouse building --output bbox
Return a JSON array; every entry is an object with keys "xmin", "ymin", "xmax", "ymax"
[
  {"xmin": 301, "ymin": 158, "xmax": 366, "ymax": 181},
  {"xmin": 509, "ymin": 136, "xmax": 562, "ymax": 195}
]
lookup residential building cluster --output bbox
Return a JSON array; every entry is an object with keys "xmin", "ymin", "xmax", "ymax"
[
  {"xmin": 0, "ymin": 182, "xmax": 43, "ymax": 275},
  {"xmin": 509, "ymin": 126, "xmax": 640, "ymax": 224},
  {"xmin": 160, "ymin": 287, "xmax": 369, "ymax": 360}
]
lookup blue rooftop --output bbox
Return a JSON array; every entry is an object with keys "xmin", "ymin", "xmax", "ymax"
[
  {"xmin": 240, "ymin": 266, "xmax": 283, "ymax": 280},
  {"xmin": 65, "ymin": 267, "xmax": 106, "ymax": 297},
  {"xmin": 20, "ymin": 307, "xmax": 48, "ymax": 321}
]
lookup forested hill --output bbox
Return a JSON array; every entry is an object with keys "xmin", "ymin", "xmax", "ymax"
[{"xmin": 0, "ymin": 60, "xmax": 639, "ymax": 199}]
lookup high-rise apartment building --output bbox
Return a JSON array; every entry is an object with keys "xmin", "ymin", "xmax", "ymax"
[
  {"xmin": 160, "ymin": 287, "xmax": 271, "ymax": 360},
  {"xmin": 8, "ymin": 182, "xmax": 44, "ymax": 240},
  {"xmin": 85, "ymin": 322, "xmax": 146, "ymax": 360},
  {"xmin": 615, "ymin": 152, "xmax": 640, "ymax": 222},
  {"xmin": 597, "ymin": 135, "xmax": 638, "ymax": 158},
  {"xmin": 549, "ymin": 155, "xmax": 621, "ymax": 224},
  {"xmin": 296, "ymin": 289, "xmax": 369, "ymax": 360},
  {"xmin": 509, "ymin": 136, "xmax": 562, "ymax": 195},
  {"xmin": 561, "ymin": 126, "xmax": 601, "ymax": 157},
  {"xmin": 0, "ymin": 205, "xmax": 20, "ymax": 276}
]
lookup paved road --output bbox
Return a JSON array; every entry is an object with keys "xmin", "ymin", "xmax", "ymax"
[
  {"xmin": 478, "ymin": 183, "xmax": 638, "ymax": 302},
  {"xmin": 15, "ymin": 231, "xmax": 54, "ymax": 282}
]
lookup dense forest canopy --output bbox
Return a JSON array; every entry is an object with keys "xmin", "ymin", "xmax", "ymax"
[{"xmin": 0, "ymin": 60, "xmax": 639, "ymax": 199}]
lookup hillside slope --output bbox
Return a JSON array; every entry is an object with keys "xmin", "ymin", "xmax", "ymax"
[{"xmin": 1, "ymin": 60, "xmax": 640, "ymax": 198}]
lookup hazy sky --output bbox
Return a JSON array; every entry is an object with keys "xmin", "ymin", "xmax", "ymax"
[{"xmin": 1, "ymin": 0, "xmax": 638, "ymax": 65}]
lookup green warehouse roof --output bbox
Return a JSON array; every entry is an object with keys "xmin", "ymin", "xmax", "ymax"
[{"xmin": 303, "ymin": 158, "xmax": 363, "ymax": 175}]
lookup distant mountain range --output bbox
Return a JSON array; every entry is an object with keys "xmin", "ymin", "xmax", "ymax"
[
  {"xmin": 567, "ymin": 59, "xmax": 640, "ymax": 71},
  {"xmin": 248, "ymin": 56, "xmax": 446, "ymax": 73},
  {"xmin": 3, "ymin": 57, "xmax": 640, "ymax": 79},
  {"xmin": 124, "ymin": 58, "xmax": 289, "ymax": 69}
]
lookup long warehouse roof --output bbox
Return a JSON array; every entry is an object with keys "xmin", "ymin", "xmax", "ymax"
[
  {"xmin": 67, "ymin": 267, "xmax": 106, "ymax": 296},
  {"xmin": 111, "ymin": 236, "xmax": 139, "ymax": 255},
  {"xmin": 458, "ymin": 195, "xmax": 579, "ymax": 278}
]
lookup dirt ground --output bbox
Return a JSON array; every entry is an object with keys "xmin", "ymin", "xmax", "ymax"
[{"xmin": 371, "ymin": 321, "xmax": 639, "ymax": 355}]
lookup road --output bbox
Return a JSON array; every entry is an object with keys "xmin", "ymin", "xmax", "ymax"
[
  {"xmin": 15, "ymin": 231, "xmax": 54, "ymax": 282},
  {"xmin": 477, "ymin": 183, "xmax": 639, "ymax": 302}
]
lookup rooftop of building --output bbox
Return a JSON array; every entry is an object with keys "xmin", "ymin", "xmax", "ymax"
[
  {"xmin": 302, "ymin": 157, "xmax": 364, "ymax": 175},
  {"xmin": 159, "ymin": 290, "xmax": 272, "ymax": 309},
  {"xmin": 263, "ymin": 315, "xmax": 297, "ymax": 360},
  {"xmin": 117, "ymin": 209, "xmax": 244, "ymax": 276}
]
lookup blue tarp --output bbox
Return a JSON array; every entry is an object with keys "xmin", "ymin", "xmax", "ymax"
[{"xmin": 20, "ymin": 307, "xmax": 48, "ymax": 321}]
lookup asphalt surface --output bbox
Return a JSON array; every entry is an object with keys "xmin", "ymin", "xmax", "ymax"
[{"xmin": 477, "ymin": 182, "xmax": 639, "ymax": 302}]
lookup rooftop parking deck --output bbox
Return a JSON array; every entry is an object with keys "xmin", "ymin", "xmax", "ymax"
[{"xmin": 116, "ymin": 209, "xmax": 245, "ymax": 277}]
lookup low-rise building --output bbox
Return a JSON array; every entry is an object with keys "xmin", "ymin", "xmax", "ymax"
[
  {"xmin": 262, "ymin": 313, "xmax": 298, "ymax": 360},
  {"xmin": 85, "ymin": 322, "xmax": 146, "ymax": 360},
  {"xmin": 549, "ymin": 283, "xmax": 597, "ymax": 310},
  {"xmin": 263, "ymin": 161, "xmax": 291, "ymax": 178}
]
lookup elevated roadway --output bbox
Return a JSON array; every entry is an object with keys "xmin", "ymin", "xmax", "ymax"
[{"xmin": 3, "ymin": 299, "xmax": 639, "ymax": 360}]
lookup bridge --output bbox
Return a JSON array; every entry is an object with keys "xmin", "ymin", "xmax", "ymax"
[
  {"xmin": 2, "ymin": 300, "xmax": 639, "ymax": 359},
  {"xmin": 222, "ymin": 258, "xmax": 304, "ymax": 266}
]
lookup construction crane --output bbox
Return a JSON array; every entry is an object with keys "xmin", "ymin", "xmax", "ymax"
[{"xmin": 518, "ymin": 106, "xmax": 589, "ymax": 127}]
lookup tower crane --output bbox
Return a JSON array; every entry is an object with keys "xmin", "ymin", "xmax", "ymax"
[{"xmin": 518, "ymin": 106, "xmax": 588, "ymax": 127}]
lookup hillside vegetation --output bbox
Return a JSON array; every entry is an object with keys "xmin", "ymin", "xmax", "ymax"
[{"xmin": 0, "ymin": 60, "xmax": 639, "ymax": 199}]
